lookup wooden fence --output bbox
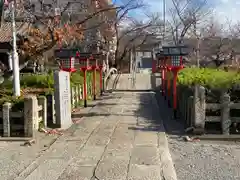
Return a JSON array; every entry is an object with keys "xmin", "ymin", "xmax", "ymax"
[
  {"xmin": 164, "ymin": 80, "xmax": 240, "ymax": 135},
  {"xmin": 0, "ymin": 96, "xmax": 46, "ymax": 137},
  {"xmin": 0, "ymin": 83, "xmax": 88, "ymax": 137}
]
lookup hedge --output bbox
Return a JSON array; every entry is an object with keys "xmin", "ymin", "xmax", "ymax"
[
  {"xmin": 177, "ymin": 68, "xmax": 240, "ymax": 89},
  {"xmin": 0, "ymin": 71, "xmax": 100, "ymax": 110},
  {"xmin": 1, "ymin": 71, "xmax": 99, "ymax": 90}
]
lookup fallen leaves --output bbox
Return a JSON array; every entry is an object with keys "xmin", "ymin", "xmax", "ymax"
[
  {"xmin": 183, "ymin": 136, "xmax": 200, "ymax": 142},
  {"xmin": 39, "ymin": 128, "xmax": 63, "ymax": 135}
]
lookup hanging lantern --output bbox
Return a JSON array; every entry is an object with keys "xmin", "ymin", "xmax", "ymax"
[
  {"xmin": 59, "ymin": 56, "xmax": 76, "ymax": 72},
  {"xmin": 78, "ymin": 53, "xmax": 89, "ymax": 71},
  {"xmin": 88, "ymin": 55, "xmax": 97, "ymax": 70},
  {"xmin": 54, "ymin": 49, "xmax": 77, "ymax": 72}
]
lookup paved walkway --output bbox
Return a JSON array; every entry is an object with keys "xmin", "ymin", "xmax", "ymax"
[
  {"xmin": 114, "ymin": 73, "xmax": 153, "ymax": 90},
  {"xmin": 6, "ymin": 92, "xmax": 176, "ymax": 180}
]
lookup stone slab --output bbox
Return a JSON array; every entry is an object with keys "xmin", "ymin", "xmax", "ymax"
[
  {"xmin": 103, "ymin": 146, "xmax": 132, "ymax": 160},
  {"xmin": 74, "ymin": 146, "xmax": 105, "ymax": 166},
  {"xmin": 24, "ymin": 158, "xmax": 68, "ymax": 180},
  {"xmin": 119, "ymin": 116, "xmax": 138, "ymax": 124},
  {"xmin": 127, "ymin": 164, "xmax": 161, "ymax": 180},
  {"xmin": 134, "ymin": 131, "xmax": 158, "ymax": 146},
  {"xmin": 130, "ymin": 146, "xmax": 160, "ymax": 165},
  {"xmin": 58, "ymin": 166, "xmax": 94, "ymax": 180},
  {"xmin": 95, "ymin": 158, "xmax": 129, "ymax": 180}
]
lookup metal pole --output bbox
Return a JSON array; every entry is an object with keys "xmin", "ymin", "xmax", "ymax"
[
  {"xmin": 11, "ymin": 0, "xmax": 21, "ymax": 96},
  {"xmin": 163, "ymin": 0, "xmax": 166, "ymax": 43},
  {"xmin": 130, "ymin": 49, "xmax": 132, "ymax": 73},
  {"xmin": 194, "ymin": 17, "xmax": 200, "ymax": 67}
]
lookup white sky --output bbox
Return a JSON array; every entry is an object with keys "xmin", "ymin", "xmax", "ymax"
[
  {"xmin": 146, "ymin": 0, "xmax": 240, "ymax": 24},
  {"xmin": 117, "ymin": 0, "xmax": 240, "ymax": 30}
]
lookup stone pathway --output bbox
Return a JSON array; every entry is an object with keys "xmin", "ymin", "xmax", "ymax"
[{"xmin": 8, "ymin": 92, "xmax": 176, "ymax": 180}]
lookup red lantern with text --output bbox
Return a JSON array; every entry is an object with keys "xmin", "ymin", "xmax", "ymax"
[
  {"xmin": 59, "ymin": 57, "xmax": 76, "ymax": 72},
  {"xmin": 54, "ymin": 49, "xmax": 77, "ymax": 72}
]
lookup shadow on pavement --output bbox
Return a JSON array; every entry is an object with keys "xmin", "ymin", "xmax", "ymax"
[
  {"xmin": 97, "ymin": 102, "xmax": 118, "ymax": 106},
  {"xmin": 128, "ymin": 73, "xmax": 186, "ymax": 136},
  {"xmin": 72, "ymin": 72, "xmax": 186, "ymax": 137},
  {"xmin": 154, "ymin": 91, "xmax": 185, "ymax": 136},
  {"xmin": 72, "ymin": 112, "xmax": 135, "ymax": 119},
  {"xmin": 127, "ymin": 90, "xmax": 166, "ymax": 133}
]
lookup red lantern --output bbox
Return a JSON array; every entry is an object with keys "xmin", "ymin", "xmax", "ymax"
[
  {"xmin": 162, "ymin": 46, "xmax": 188, "ymax": 118},
  {"xmin": 78, "ymin": 56, "xmax": 89, "ymax": 71},
  {"xmin": 59, "ymin": 57, "xmax": 76, "ymax": 72},
  {"xmin": 88, "ymin": 56, "xmax": 97, "ymax": 71}
]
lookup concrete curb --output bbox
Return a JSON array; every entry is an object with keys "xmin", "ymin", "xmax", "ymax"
[
  {"xmin": 152, "ymin": 92, "xmax": 178, "ymax": 180},
  {"xmin": 159, "ymin": 132, "xmax": 178, "ymax": 180}
]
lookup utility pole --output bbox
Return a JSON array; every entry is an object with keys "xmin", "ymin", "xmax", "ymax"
[
  {"xmin": 129, "ymin": 49, "xmax": 132, "ymax": 73},
  {"xmin": 10, "ymin": 0, "xmax": 21, "ymax": 96},
  {"xmin": 193, "ymin": 15, "xmax": 200, "ymax": 67},
  {"xmin": 163, "ymin": 0, "xmax": 166, "ymax": 44}
]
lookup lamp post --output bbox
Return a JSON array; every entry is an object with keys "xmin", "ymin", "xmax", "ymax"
[
  {"xmin": 97, "ymin": 53, "xmax": 104, "ymax": 95},
  {"xmin": 10, "ymin": 0, "xmax": 20, "ymax": 96},
  {"xmin": 77, "ymin": 53, "xmax": 90, "ymax": 107},
  {"xmin": 162, "ymin": 45, "xmax": 189, "ymax": 118}
]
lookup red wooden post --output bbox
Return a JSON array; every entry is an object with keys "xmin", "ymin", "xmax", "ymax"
[
  {"xmin": 83, "ymin": 70, "xmax": 87, "ymax": 107},
  {"xmin": 78, "ymin": 52, "xmax": 90, "ymax": 107},
  {"xmin": 99, "ymin": 69, "xmax": 103, "ymax": 95},
  {"xmin": 167, "ymin": 67, "xmax": 171, "ymax": 97},
  {"xmin": 162, "ymin": 68, "xmax": 165, "ymax": 96},
  {"xmin": 89, "ymin": 56, "xmax": 97, "ymax": 100},
  {"xmin": 173, "ymin": 70, "xmax": 178, "ymax": 109},
  {"xmin": 161, "ymin": 56, "xmax": 167, "ymax": 96},
  {"xmin": 93, "ymin": 68, "xmax": 96, "ymax": 100}
]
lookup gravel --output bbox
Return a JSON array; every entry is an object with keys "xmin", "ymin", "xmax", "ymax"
[
  {"xmin": 155, "ymin": 92, "xmax": 240, "ymax": 180},
  {"xmin": 168, "ymin": 135, "xmax": 240, "ymax": 180}
]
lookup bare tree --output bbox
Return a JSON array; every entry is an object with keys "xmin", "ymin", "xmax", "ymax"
[
  {"xmin": 79, "ymin": 0, "xmax": 158, "ymax": 69},
  {"xmin": 0, "ymin": 0, "xmax": 121, "ymax": 82},
  {"xmin": 102, "ymin": 0, "xmax": 163, "ymax": 68},
  {"xmin": 0, "ymin": 0, "xmax": 162, "ymax": 82},
  {"xmin": 94, "ymin": 0, "xmax": 148, "ymax": 68},
  {"xmin": 116, "ymin": 17, "xmax": 162, "ymax": 67},
  {"xmin": 167, "ymin": 0, "xmax": 211, "ymax": 45},
  {"xmin": 197, "ymin": 18, "xmax": 240, "ymax": 68}
]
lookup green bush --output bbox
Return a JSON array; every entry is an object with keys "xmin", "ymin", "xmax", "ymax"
[
  {"xmin": 0, "ymin": 70, "xmax": 101, "ymax": 108},
  {"xmin": 1, "ymin": 70, "xmax": 99, "ymax": 89},
  {"xmin": 21, "ymin": 73, "xmax": 54, "ymax": 89},
  {"xmin": 71, "ymin": 71, "xmax": 84, "ymax": 85},
  {"xmin": 177, "ymin": 68, "xmax": 240, "ymax": 89},
  {"xmin": 0, "ymin": 70, "xmax": 100, "ymax": 107}
]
